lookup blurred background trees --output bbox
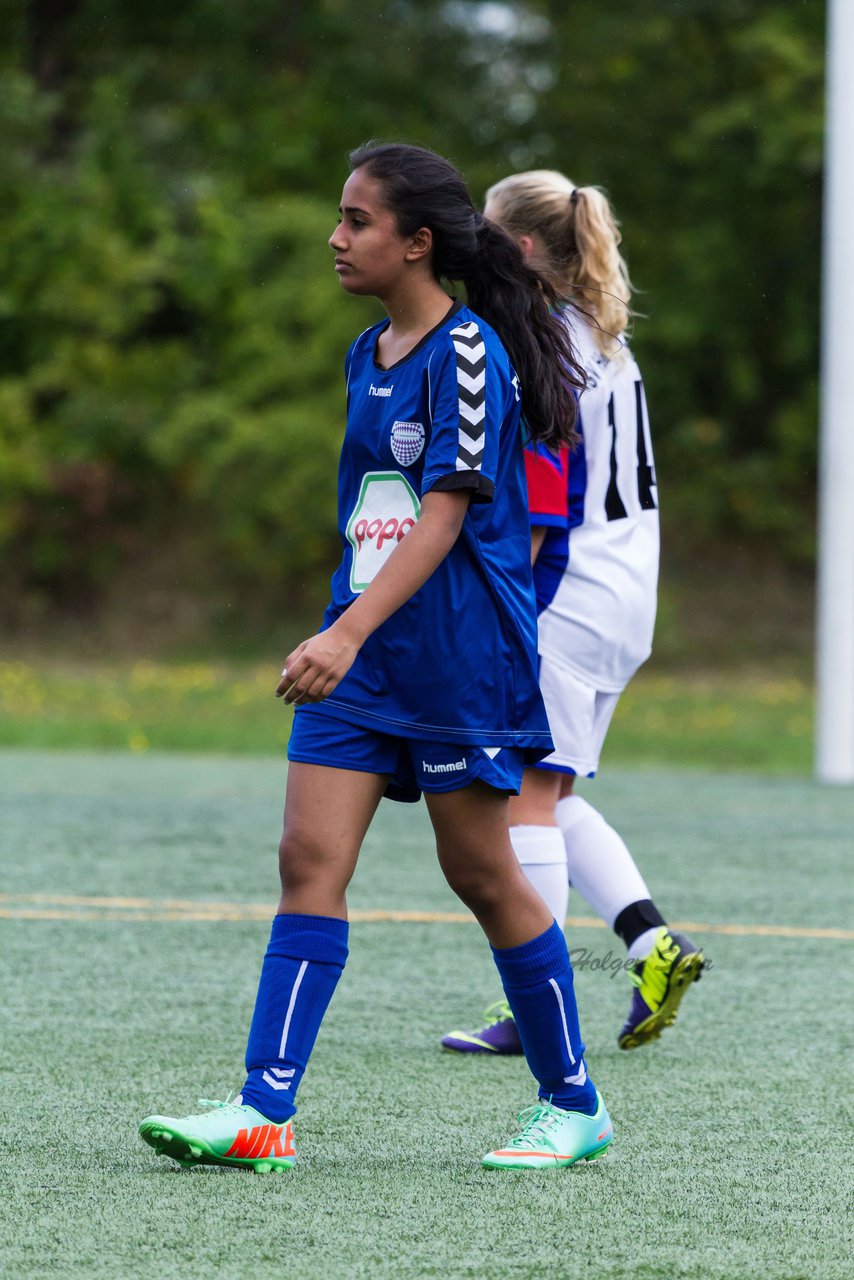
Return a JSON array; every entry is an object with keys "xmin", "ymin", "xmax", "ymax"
[{"xmin": 0, "ymin": 0, "xmax": 824, "ymax": 654}]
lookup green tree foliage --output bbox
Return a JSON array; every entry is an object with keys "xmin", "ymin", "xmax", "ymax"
[
  {"xmin": 0, "ymin": 0, "xmax": 824, "ymax": 625},
  {"xmin": 534, "ymin": 1, "xmax": 824, "ymax": 560}
]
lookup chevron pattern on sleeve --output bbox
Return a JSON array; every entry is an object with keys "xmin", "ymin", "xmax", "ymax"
[{"xmin": 450, "ymin": 321, "xmax": 487, "ymax": 471}]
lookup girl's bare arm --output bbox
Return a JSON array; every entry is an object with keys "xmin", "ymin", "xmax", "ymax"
[{"xmin": 277, "ymin": 488, "xmax": 471, "ymax": 704}]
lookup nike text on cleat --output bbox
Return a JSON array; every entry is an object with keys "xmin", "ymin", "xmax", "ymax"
[
  {"xmin": 482, "ymin": 1093, "xmax": 613, "ymax": 1170},
  {"xmin": 440, "ymin": 999, "xmax": 523, "ymax": 1055},
  {"xmin": 139, "ymin": 1097, "xmax": 295, "ymax": 1173},
  {"xmin": 618, "ymin": 927, "xmax": 705, "ymax": 1050}
]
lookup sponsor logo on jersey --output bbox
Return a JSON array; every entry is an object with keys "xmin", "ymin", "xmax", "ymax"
[
  {"xmin": 351, "ymin": 513, "xmax": 417, "ymax": 552},
  {"xmin": 369, "ymin": 383, "xmax": 393, "ymax": 397},
  {"xmin": 346, "ymin": 472, "xmax": 421, "ymax": 593},
  {"xmin": 422, "ymin": 758, "xmax": 467, "ymax": 774},
  {"xmin": 390, "ymin": 420, "xmax": 425, "ymax": 466}
]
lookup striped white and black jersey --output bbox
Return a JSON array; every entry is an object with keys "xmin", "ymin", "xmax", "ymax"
[{"xmin": 535, "ymin": 314, "xmax": 660, "ymax": 692}]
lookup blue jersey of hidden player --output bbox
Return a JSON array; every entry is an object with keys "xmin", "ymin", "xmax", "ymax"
[{"xmin": 309, "ymin": 299, "xmax": 553, "ymax": 760}]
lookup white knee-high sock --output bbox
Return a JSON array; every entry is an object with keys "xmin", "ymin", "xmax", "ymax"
[
  {"xmin": 554, "ymin": 794, "xmax": 651, "ymax": 929},
  {"xmin": 510, "ymin": 825, "xmax": 569, "ymax": 927}
]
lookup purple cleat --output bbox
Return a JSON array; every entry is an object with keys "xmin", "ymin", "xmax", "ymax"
[{"xmin": 440, "ymin": 999, "xmax": 524, "ymax": 1055}]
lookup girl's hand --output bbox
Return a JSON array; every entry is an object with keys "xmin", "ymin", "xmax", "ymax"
[{"xmin": 275, "ymin": 623, "xmax": 360, "ymax": 705}]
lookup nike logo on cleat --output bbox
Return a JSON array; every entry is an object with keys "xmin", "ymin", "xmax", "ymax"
[{"xmin": 225, "ymin": 1123, "xmax": 295, "ymax": 1160}]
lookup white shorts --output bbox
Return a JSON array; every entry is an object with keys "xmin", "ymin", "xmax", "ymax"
[{"xmin": 535, "ymin": 657, "xmax": 622, "ymax": 778}]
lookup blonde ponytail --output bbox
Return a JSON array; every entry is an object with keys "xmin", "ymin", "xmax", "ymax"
[
  {"xmin": 485, "ymin": 170, "xmax": 633, "ymax": 357},
  {"xmin": 570, "ymin": 187, "xmax": 632, "ymax": 354}
]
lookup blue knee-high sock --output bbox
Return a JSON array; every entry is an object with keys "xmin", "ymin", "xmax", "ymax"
[
  {"xmin": 239, "ymin": 913, "xmax": 349, "ymax": 1123},
  {"xmin": 491, "ymin": 920, "xmax": 598, "ymax": 1114}
]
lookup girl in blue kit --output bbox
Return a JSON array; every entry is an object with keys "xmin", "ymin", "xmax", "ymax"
[{"xmin": 139, "ymin": 143, "xmax": 614, "ymax": 1172}]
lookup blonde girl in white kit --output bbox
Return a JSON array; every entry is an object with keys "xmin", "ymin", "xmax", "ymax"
[{"xmin": 441, "ymin": 170, "xmax": 704, "ymax": 1056}]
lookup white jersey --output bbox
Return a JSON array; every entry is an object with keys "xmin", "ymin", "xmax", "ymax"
[{"xmin": 536, "ymin": 315, "xmax": 660, "ymax": 692}]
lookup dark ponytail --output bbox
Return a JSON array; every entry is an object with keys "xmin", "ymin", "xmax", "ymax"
[{"xmin": 348, "ymin": 142, "xmax": 584, "ymax": 448}]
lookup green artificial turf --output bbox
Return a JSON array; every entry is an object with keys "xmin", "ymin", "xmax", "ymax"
[{"xmin": 2, "ymin": 750, "xmax": 852, "ymax": 1279}]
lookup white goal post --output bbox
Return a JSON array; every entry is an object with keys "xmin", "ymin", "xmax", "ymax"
[{"xmin": 816, "ymin": 0, "xmax": 854, "ymax": 783}]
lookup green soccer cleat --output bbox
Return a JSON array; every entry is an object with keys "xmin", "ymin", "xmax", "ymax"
[
  {"xmin": 139, "ymin": 1096, "xmax": 295, "ymax": 1174},
  {"xmin": 482, "ymin": 1093, "xmax": 613, "ymax": 1170},
  {"xmin": 618, "ymin": 927, "xmax": 705, "ymax": 1050}
]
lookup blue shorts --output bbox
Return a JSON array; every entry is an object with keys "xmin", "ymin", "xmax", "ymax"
[{"xmin": 288, "ymin": 706, "xmax": 526, "ymax": 804}]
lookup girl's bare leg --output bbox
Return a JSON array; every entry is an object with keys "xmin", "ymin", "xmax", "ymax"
[
  {"xmin": 237, "ymin": 762, "xmax": 388, "ymax": 1123},
  {"xmin": 427, "ymin": 780, "xmax": 598, "ymax": 1117},
  {"xmin": 425, "ymin": 780, "xmax": 553, "ymax": 948},
  {"xmin": 507, "ymin": 765, "xmax": 563, "ymax": 826},
  {"xmin": 276, "ymin": 762, "xmax": 388, "ymax": 918}
]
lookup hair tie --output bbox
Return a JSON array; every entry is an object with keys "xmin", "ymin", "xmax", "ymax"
[{"xmin": 569, "ymin": 188, "xmax": 580, "ymax": 207}]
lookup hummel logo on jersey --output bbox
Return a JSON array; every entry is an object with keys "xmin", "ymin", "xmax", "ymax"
[
  {"xmin": 450, "ymin": 321, "xmax": 486, "ymax": 472},
  {"xmin": 422, "ymin": 758, "xmax": 467, "ymax": 774},
  {"xmin": 369, "ymin": 384, "xmax": 393, "ymax": 397}
]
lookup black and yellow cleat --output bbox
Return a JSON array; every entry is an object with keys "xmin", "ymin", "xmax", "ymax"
[{"xmin": 618, "ymin": 928, "xmax": 704, "ymax": 1050}]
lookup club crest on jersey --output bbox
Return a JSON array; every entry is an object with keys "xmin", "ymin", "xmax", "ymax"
[{"xmin": 390, "ymin": 420, "xmax": 425, "ymax": 467}]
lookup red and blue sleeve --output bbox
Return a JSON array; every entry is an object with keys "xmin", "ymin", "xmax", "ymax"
[{"xmin": 524, "ymin": 442, "xmax": 570, "ymax": 529}]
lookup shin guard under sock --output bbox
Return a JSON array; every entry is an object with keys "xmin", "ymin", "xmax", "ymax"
[
  {"xmin": 510, "ymin": 825, "xmax": 569, "ymax": 927},
  {"xmin": 491, "ymin": 921, "xmax": 597, "ymax": 1114},
  {"xmin": 240, "ymin": 913, "xmax": 349, "ymax": 1122}
]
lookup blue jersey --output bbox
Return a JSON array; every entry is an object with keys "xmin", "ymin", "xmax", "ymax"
[{"xmin": 311, "ymin": 299, "xmax": 553, "ymax": 758}]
